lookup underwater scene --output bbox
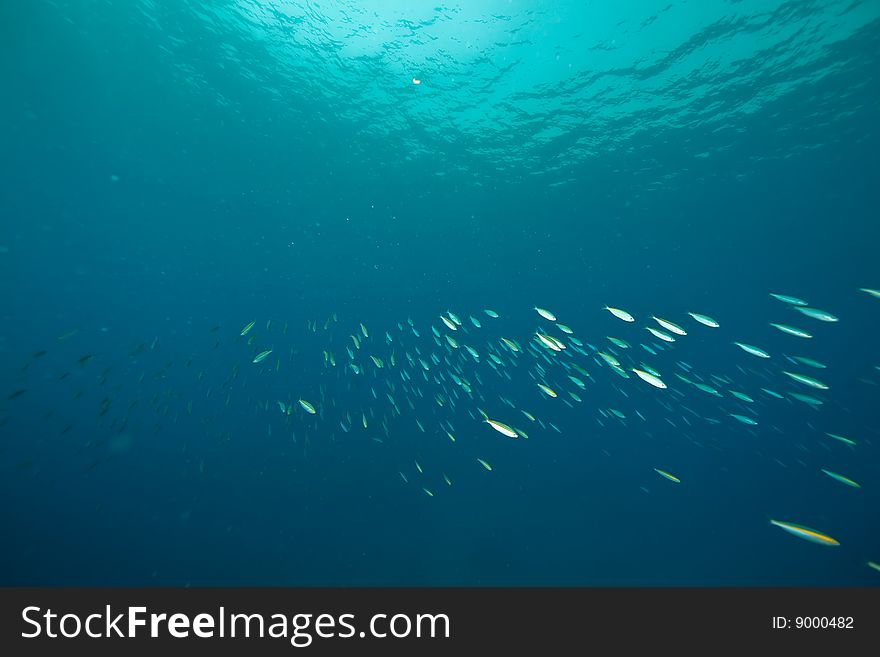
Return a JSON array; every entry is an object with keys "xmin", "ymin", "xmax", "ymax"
[{"xmin": 1, "ymin": 0, "xmax": 879, "ymax": 586}]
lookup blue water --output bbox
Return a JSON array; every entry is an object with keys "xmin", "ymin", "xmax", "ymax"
[{"xmin": 1, "ymin": 0, "xmax": 879, "ymax": 586}]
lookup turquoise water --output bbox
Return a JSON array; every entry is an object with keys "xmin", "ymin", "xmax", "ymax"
[{"xmin": 1, "ymin": 0, "xmax": 879, "ymax": 586}]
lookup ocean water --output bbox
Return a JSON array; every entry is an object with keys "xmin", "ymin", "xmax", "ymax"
[{"xmin": 1, "ymin": 0, "xmax": 878, "ymax": 587}]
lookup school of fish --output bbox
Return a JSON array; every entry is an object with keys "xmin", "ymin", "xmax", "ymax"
[{"xmin": 4, "ymin": 289, "xmax": 880, "ymax": 578}]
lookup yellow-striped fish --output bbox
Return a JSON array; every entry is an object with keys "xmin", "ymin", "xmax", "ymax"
[
  {"xmin": 654, "ymin": 468, "xmax": 680, "ymax": 483},
  {"xmin": 537, "ymin": 383, "xmax": 557, "ymax": 398},
  {"xmin": 783, "ymin": 371, "xmax": 828, "ymax": 390},
  {"xmin": 826, "ymin": 433, "xmax": 856, "ymax": 446},
  {"xmin": 534, "ymin": 307, "xmax": 557, "ymax": 321},
  {"xmin": 770, "ymin": 519, "xmax": 839, "ymax": 546},
  {"xmin": 252, "ymin": 350, "xmax": 272, "ymax": 364},
  {"xmin": 820, "ymin": 469, "xmax": 860, "ymax": 488},
  {"xmin": 604, "ymin": 306, "xmax": 634, "ymax": 322},
  {"xmin": 633, "ymin": 368, "xmax": 667, "ymax": 389},
  {"xmin": 485, "ymin": 418, "xmax": 518, "ymax": 438},
  {"xmin": 501, "ymin": 337, "xmax": 520, "ymax": 352}
]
